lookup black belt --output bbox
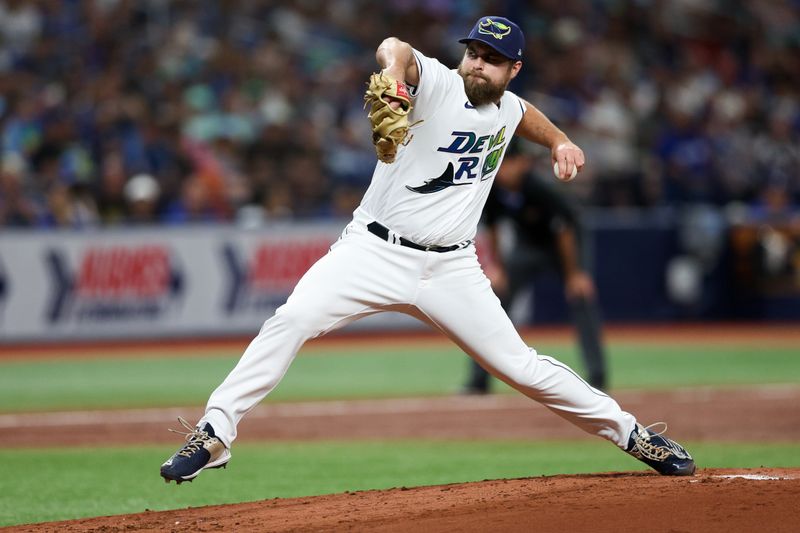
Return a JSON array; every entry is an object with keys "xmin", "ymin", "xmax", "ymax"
[{"xmin": 366, "ymin": 222, "xmax": 470, "ymax": 253}]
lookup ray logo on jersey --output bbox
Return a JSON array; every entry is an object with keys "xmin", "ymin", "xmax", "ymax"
[{"xmin": 407, "ymin": 126, "xmax": 507, "ymax": 194}]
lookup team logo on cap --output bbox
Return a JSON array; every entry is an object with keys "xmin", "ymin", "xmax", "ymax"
[{"xmin": 478, "ymin": 18, "xmax": 512, "ymax": 40}]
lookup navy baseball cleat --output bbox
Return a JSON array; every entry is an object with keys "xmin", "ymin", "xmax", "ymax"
[
  {"xmin": 626, "ymin": 422, "xmax": 696, "ymax": 476},
  {"xmin": 160, "ymin": 417, "xmax": 231, "ymax": 484}
]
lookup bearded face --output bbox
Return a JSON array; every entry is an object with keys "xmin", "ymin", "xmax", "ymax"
[{"xmin": 457, "ymin": 59, "xmax": 515, "ymax": 106}]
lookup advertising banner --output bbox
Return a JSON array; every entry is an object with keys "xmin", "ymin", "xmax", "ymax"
[{"xmin": 0, "ymin": 223, "xmax": 423, "ymax": 343}]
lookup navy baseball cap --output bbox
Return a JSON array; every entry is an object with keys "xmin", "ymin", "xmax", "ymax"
[{"xmin": 459, "ymin": 16, "xmax": 524, "ymax": 61}]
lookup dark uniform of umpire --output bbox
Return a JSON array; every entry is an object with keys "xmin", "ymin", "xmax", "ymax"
[{"xmin": 464, "ymin": 144, "xmax": 608, "ymax": 392}]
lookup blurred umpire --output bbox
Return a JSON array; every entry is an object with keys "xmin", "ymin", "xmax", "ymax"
[{"xmin": 463, "ymin": 142, "xmax": 608, "ymax": 393}]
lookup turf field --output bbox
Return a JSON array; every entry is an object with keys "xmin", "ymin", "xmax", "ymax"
[
  {"xmin": 2, "ymin": 338, "xmax": 798, "ymax": 411},
  {"xmin": 1, "ymin": 327, "xmax": 798, "ymax": 527}
]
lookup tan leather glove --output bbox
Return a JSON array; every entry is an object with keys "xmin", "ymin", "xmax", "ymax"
[{"xmin": 363, "ymin": 72, "xmax": 413, "ymax": 163}]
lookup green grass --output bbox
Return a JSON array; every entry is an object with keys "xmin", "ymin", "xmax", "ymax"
[
  {"xmin": 603, "ymin": 344, "xmax": 800, "ymax": 388},
  {"xmin": 1, "ymin": 338, "xmax": 797, "ymax": 527},
  {"xmin": 1, "ymin": 341, "xmax": 798, "ymax": 412},
  {"xmin": 1, "ymin": 440, "xmax": 798, "ymax": 527}
]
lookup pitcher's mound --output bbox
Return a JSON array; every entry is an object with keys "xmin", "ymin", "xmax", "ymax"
[{"xmin": 12, "ymin": 468, "xmax": 799, "ymax": 532}]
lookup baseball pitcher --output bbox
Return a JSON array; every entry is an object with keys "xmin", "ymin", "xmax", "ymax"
[{"xmin": 161, "ymin": 16, "xmax": 695, "ymax": 484}]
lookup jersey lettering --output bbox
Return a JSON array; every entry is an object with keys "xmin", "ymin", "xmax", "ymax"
[
  {"xmin": 478, "ymin": 126, "xmax": 507, "ymax": 180},
  {"xmin": 437, "ymin": 131, "xmax": 476, "ymax": 154},
  {"xmin": 489, "ymin": 126, "xmax": 506, "ymax": 150},
  {"xmin": 454, "ymin": 157, "xmax": 479, "ymax": 181},
  {"xmin": 436, "ymin": 127, "xmax": 506, "ymax": 153},
  {"xmin": 410, "ymin": 127, "xmax": 510, "ymax": 192},
  {"xmin": 469, "ymin": 135, "xmax": 489, "ymax": 153},
  {"xmin": 481, "ymin": 143, "xmax": 506, "ymax": 180}
]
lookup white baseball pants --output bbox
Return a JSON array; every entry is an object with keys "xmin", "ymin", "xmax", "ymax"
[{"xmin": 202, "ymin": 218, "xmax": 637, "ymax": 448}]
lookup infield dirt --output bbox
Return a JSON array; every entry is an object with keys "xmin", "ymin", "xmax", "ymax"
[{"xmin": 6, "ymin": 468, "xmax": 800, "ymax": 533}]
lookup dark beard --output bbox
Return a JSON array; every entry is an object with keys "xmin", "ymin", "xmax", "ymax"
[{"xmin": 458, "ymin": 65, "xmax": 508, "ymax": 106}]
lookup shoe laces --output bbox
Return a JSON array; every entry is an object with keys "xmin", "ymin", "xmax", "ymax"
[
  {"xmin": 169, "ymin": 416, "xmax": 217, "ymax": 458},
  {"xmin": 632, "ymin": 422, "xmax": 690, "ymax": 461}
]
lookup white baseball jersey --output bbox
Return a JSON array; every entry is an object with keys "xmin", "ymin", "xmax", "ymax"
[{"xmin": 356, "ymin": 49, "xmax": 526, "ymax": 247}]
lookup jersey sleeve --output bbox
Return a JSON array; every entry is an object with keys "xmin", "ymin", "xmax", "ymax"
[
  {"xmin": 409, "ymin": 48, "xmax": 458, "ymax": 119},
  {"xmin": 503, "ymin": 91, "xmax": 527, "ymax": 128}
]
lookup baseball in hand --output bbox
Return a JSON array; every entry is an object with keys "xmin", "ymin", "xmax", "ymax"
[{"xmin": 553, "ymin": 161, "xmax": 578, "ymax": 181}]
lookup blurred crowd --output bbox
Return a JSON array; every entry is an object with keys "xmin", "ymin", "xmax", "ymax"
[{"xmin": 0, "ymin": 0, "xmax": 798, "ymax": 229}]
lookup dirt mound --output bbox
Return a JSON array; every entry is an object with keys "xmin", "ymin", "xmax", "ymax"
[{"xmin": 8, "ymin": 468, "xmax": 799, "ymax": 533}]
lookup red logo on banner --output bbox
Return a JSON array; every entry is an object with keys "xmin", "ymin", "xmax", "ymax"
[
  {"xmin": 76, "ymin": 246, "xmax": 171, "ymax": 298},
  {"xmin": 247, "ymin": 241, "xmax": 329, "ymax": 290}
]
